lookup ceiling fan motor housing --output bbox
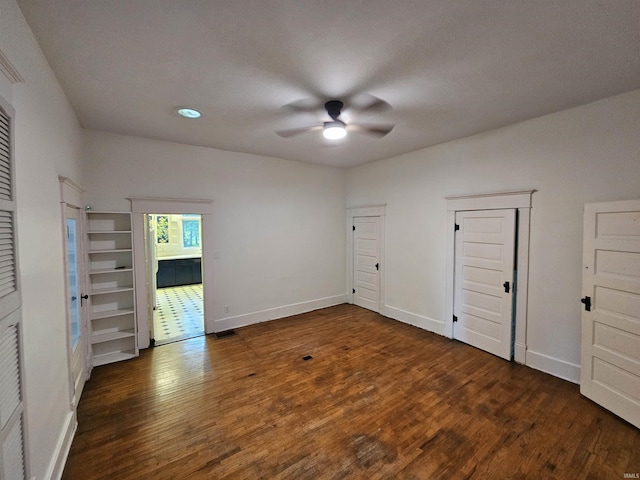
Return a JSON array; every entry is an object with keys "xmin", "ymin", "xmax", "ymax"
[{"xmin": 325, "ymin": 100, "xmax": 344, "ymax": 120}]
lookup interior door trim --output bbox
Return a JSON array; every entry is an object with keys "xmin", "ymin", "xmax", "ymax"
[
  {"xmin": 445, "ymin": 190, "xmax": 534, "ymax": 364},
  {"xmin": 347, "ymin": 205, "xmax": 386, "ymax": 314},
  {"xmin": 129, "ymin": 197, "xmax": 213, "ymax": 348}
]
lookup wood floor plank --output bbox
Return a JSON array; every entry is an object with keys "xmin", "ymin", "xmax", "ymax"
[{"xmin": 63, "ymin": 304, "xmax": 639, "ymax": 479}]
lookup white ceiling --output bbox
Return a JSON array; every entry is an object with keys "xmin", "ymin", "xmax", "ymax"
[{"xmin": 17, "ymin": 0, "xmax": 640, "ymax": 168}]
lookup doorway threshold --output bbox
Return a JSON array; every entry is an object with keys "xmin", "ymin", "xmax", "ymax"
[{"xmin": 153, "ymin": 331, "xmax": 205, "ymax": 347}]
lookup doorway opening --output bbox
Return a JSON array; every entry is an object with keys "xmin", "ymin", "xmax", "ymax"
[{"xmin": 145, "ymin": 213, "xmax": 204, "ymax": 346}]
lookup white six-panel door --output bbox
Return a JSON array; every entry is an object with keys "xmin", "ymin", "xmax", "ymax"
[
  {"xmin": 581, "ymin": 200, "xmax": 640, "ymax": 429},
  {"xmin": 454, "ymin": 209, "xmax": 516, "ymax": 360},
  {"xmin": 353, "ymin": 216, "xmax": 380, "ymax": 312}
]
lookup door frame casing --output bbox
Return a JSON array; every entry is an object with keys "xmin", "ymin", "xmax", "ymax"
[
  {"xmin": 347, "ymin": 205, "xmax": 386, "ymax": 314},
  {"xmin": 129, "ymin": 197, "xmax": 213, "ymax": 349},
  {"xmin": 445, "ymin": 190, "xmax": 533, "ymax": 364}
]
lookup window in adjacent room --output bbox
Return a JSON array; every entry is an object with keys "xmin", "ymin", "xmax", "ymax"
[
  {"xmin": 156, "ymin": 215, "xmax": 169, "ymax": 243},
  {"xmin": 182, "ymin": 214, "xmax": 200, "ymax": 248}
]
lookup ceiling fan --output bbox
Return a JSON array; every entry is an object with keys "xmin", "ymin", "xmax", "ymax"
[{"xmin": 276, "ymin": 97, "xmax": 395, "ymax": 140}]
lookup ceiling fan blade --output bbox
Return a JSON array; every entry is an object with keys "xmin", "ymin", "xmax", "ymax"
[
  {"xmin": 360, "ymin": 97, "xmax": 392, "ymax": 114},
  {"xmin": 276, "ymin": 125, "xmax": 322, "ymax": 138},
  {"xmin": 281, "ymin": 98, "xmax": 323, "ymax": 114},
  {"xmin": 345, "ymin": 94, "xmax": 392, "ymax": 117},
  {"xmin": 348, "ymin": 123, "xmax": 395, "ymax": 138}
]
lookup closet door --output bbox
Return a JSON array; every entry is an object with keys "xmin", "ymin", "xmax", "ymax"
[
  {"xmin": 352, "ymin": 216, "xmax": 381, "ymax": 312},
  {"xmin": 581, "ymin": 199, "xmax": 640, "ymax": 428},
  {"xmin": 0, "ymin": 312, "xmax": 24, "ymax": 480},
  {"xmin": 453, "ymin": 209, "xmax": 516, "ymax": 360},
  {"xmin": 0, "ymin": 95, "xmax": 26, "ymax": 478}
]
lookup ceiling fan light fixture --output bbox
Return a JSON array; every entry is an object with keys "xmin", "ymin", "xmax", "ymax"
[
  {"xmin": 323, "ymin": 121, "xmax": 347, "ymax": 140},
  {"xmin": 176, "ymin": 107, "xmax": 202, "ymax": 119}
]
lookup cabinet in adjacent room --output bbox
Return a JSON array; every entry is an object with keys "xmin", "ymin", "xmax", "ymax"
[
  {"xmin": 85, "ymin": 211, "xmax": 138, "ymax": 366},
  {"xmin": 156, "ymin": 257, "xmax": 202, "ymax": 288}
]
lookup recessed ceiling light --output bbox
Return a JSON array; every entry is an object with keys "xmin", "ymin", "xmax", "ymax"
[{"xmin": 176, "ymin": 107, "xmax": 202, "ymax": 119}]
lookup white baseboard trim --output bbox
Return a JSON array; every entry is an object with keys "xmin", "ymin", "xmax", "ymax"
[
  {"xmin": 526, "ymin": 349, "xmax": 580, "ymax": 384},
  {"xmin": 46, "ymin": 410, "xmax": 77, "ymax": 480},
  {"xmin": 384, "ymin": 305, "xmax": 445, "ymax": 337},
  {"xmin": 212, "ymin": 294, "xmax": 347, "ymax": 332}
]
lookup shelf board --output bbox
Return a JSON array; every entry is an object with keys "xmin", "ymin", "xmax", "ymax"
[
  {"xmin": 88, "ymin": 248, "xmax": 132, "ymax": 254},
  {"xmin": 92, "ymin": 350, "xmax": 137, "ymax": 367},
  {"xmin": 86, "ymin": 211, "xmax": 132, "ymax": 215},
  {"xmin": 88, "ymin": 230, "xmax": 132, "ymax": 235},
  {"xmin": 89, "ymin": 268, "xmax": 133, "ymax": 275},
  {"xmin": 90, "ymin": 286, "xmax": 134, "ymax": 295},
  {"xmin": 90, "ymin": 308, "xmax": 135, "ymax": 320},
  {"xmin": 91, "ymin": 330, "xmax": 136, "ymax": 344}
]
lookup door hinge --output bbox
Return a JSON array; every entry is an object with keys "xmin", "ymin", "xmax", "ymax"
[
  {"xmin": 353, "ymin": 288, "xmax": 355, "ymax": 294},
  {"xmin": 503, "ymin": 281, "xmax": 510, "ymax": 293},
  {"xmin": 581, "ymin": 296, "xmax": 591, "ymax": 312},
  {"xmin": 453, "ymin": 315, "xmax": 458, "ymax": 323},
  {"xmin": 375, "ymin": 262, "xmax": 379, "ymax": 271},
  {"xmin": 353, "ymin": 225, "xmax": 355, "ymax": 231},
  {"xmin": 454, "ymin": 223, "xmax": 460, "ymax": 231}
]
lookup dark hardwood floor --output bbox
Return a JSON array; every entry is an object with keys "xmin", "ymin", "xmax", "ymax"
[{"xmin": 63, "ymin": 304, "xmax": 639, "ymax": 479}]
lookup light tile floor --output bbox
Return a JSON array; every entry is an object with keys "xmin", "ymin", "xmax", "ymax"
[{"xmin": 153, "ymin": 284, "xmax": 204, "ymax": 345}]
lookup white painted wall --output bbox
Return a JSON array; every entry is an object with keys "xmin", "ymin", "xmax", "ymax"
[
  {"xmin": 346, "ymin": 89, "xmax": 640, "ymax": 382},
  {"xmin": 83, "ymin": 131, "xmax": 347, "ymax": 328},
  {"xmin": 1, "ymin": 1, "xmax": 85, "ymax": 479}
]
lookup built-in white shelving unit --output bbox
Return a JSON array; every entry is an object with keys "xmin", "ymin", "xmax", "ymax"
[{"xmin": 86, "ymin": 211, "xmax": 138, "ymax": 366}]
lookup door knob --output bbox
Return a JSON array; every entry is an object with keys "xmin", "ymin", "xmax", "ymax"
[{"xmin": 503, "ymin": 281, "xmax": 510, "ymax": 293}]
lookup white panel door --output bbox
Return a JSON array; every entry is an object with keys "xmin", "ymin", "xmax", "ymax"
[
  {"xmin": 581, "ymin": 200, "xmax": 640, "ymax": 429},
  {"xmin": 454, "ymin": 209, "xmax": 516, "ymax": 360},
  {"xmin": 353, "ymin": 216, "xmax": 380, "ymax": 312}
]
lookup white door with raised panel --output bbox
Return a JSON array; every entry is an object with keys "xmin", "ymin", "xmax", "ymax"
[
  {"xmin": 454, "ymin": 209, "xmax": 516, "ymax": 360},
  {"xmin": 581, "ymin": 199, "xmax": 640, "ymax": 429},
  {"xmin": 353, "ymin": 216, "xmax": 380, "ymax": 312}
]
